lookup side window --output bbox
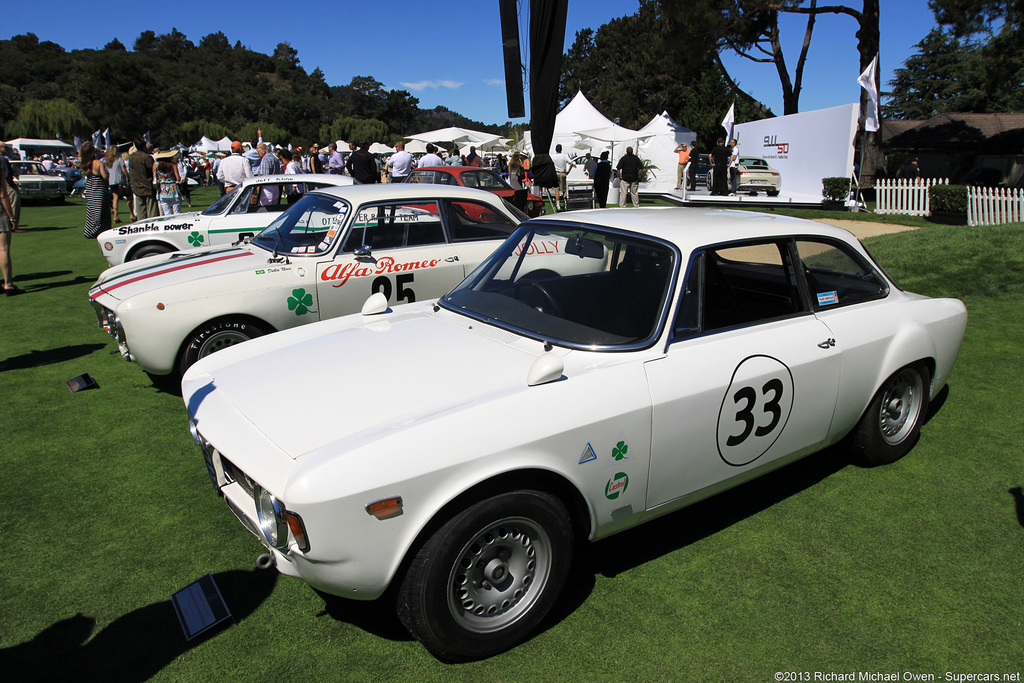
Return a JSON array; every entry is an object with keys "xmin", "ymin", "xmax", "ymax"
[
  {"xmin": 796, "ymin": 239, "xmax": 887, "ymax": 308},
  {"xmin": 447, "ymin": 201, "xmax": 518, "ymax": 242},
  {"xmin": 461, "ymin": 172, "xmax": 480, "ymax": 188},
  {"xmin": 341, "ymin": 201, "xmax": 444, "ymax": 251},
  {"xmin": 230, "ymin": 187, "xmax": 257, "ymax": 214},
  {"xmin": 674, "ymin": 240, "xmax": 805, "ymax": 337}
]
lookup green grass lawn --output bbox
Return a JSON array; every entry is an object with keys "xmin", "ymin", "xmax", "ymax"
[{"xmin": 1, "ymin": 192, "xmax": 1022, "ymax": 681}]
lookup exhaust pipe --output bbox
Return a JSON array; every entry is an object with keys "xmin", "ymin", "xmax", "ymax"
[{"xmin": 256, "ymin": 553, "xmax": 276, "ymax": 570}]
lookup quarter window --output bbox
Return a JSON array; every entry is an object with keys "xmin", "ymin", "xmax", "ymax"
[
  {"xmin": 795, "ymin": 239, "xmax": 887, "ymax": 308},
  {"xmin": 447, "ymin": 201, "xmax": 517, "ymax": 242}
]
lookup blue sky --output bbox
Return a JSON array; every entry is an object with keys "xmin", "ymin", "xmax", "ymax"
[{"xmin": 6, "ymin": 0, "xmax": 938, "ymax": 127}]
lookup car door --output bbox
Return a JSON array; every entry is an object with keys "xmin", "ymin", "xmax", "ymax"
[
  {"xmin": 644, "ymin": 240, "xmax": 842, "ymax": 510},
  {"xmin": 315, "ymin": 198, "xmax": 465, "ymax": 319}
]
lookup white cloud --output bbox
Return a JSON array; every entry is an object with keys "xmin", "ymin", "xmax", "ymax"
[
  {"xmin": 400, "ymin": 80, "xmax": 464, "ymax": 92},
  {"xmin": 484, "ymin": 78, "xmax": 505, "ymax": 87}
]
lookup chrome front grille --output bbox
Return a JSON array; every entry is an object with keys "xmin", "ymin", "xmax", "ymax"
[{"xmin": 220, "ymin": 456, "xmax": 256, "ymax": 499}]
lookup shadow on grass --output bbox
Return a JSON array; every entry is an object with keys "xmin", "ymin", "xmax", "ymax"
[
  {"xmin": 543, "ymin": 445, "xmax": 851, "ymax": 636},
  {"xmin": 315, "ymin": 591, "xmax": 413, "ymax": 644},
  {"xmin": 0, "ymin": 568, "xmax": 277, "ymax": 682},
  {"xmin": 1009, "ymin": 487, "xmax": 1024, "ymax": 529},
  {"xmin": 8, "ymin": 270, "xmax": 73, "ymax": 282},
  {"xmin": 14, "ymin": 225, "xmax": 73, "ymax": 233},
  {"xmin": 14, "ymin": 275, "xmax": 96, "ymax": 293},
  {"xmin": 0, "ymin": 344, "xmax": 108, "ymax": 372}
]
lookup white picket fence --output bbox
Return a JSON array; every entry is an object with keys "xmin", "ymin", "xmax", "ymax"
[
  {"xmin": 875, "ymin": 178, "xmax": 1024, "ymax": 226},
  {"xmin": 969, "ymin": 186, "xmax": 1024, "ymax": 226},
  {"xmin": 875, "ymin": 177, "xmax": 948, "ymax": 216}
]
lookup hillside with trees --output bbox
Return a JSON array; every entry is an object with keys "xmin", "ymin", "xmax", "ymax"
[{"xmin": 0, "ymin": 30, "xmax": 503, "ymax": 148}]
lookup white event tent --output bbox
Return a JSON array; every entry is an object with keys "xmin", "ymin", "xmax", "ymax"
[
  {"xmin": 192, "ymin": 136, "xmax": 233, "ymax": 153},
  {"xmin": 637, "ymin": 112, "xmax": 697, "ymax": 193}
]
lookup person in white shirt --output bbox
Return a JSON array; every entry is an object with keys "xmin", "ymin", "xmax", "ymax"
[
  {"xmin": 551, "ymin": 144, "xmax": 573, "ymax": 208},
  {"xmin": 417, "ymin": 144, "xmax": 446, "ymax": 168},
  {"xmin": 387, "ymin": 140, "xmax": 413, "ymax": 182},
  {"xmin": 215, "ymin": 141, "xmax": 253, "ymax": 193}
]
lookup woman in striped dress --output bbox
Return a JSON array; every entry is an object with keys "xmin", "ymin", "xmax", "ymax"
[{"xmin": 81, "ymin": 142, "xmax": 110, "ymax": 239}]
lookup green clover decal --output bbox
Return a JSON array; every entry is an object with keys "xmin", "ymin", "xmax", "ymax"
[
  {"xmin": 287, "ymin": 288, "xmax": 315, "ymax": 316},
  {"xmin": 188, "ymin": 231, "xmax": 205, "ymax": 247},
  {"xmin": 612, "ymin": 440, "xmax": 629, "ymax": 461}
]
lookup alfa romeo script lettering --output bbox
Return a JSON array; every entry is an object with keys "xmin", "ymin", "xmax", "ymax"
[
  {"xmin": 320, "ymin": 256, "xmax": 440, "ymax": 288},
  {"xmin": 716, "ymin": 355, "xmax": 794, "ymax": 466}
]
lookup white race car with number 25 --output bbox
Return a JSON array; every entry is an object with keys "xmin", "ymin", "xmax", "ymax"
[
  {"xmin": 183, "ymin": 207, "xmax": 967, "ymax": 661},
  {"xmin": 89, "ymin": 184, "xmax": 565, "ymax": 377}
]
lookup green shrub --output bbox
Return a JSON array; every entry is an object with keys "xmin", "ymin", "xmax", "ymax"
[
  {"xmin": 821, "ymin": 177, "xmax": 851, "ymax": 202},
  {"xmin": 929, "ymin": 184, "xmax": 968, "ymax": 213}
]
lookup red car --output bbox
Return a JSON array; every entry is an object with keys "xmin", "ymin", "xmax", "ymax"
[{"xmin": 404, "ymin": 166, "xmax": 544, "ymax": 217}]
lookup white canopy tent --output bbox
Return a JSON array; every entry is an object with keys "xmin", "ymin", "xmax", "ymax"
[
  {"xmin": 404, "ymin": 139, "xmax": 430, "ymax": 154},
  {"xmin": 406, "ymin": 126, "xmax": 501, "ymax": 148},
  {"xmin": 637, "ymin": 112, "xmax": 697, "ymax": 193},
  {"xmin": 192, "ymin": 136, "xmax": 233, "ymax": 153},
  {"xmin": 6, "ymin": 137, "xmax": 76, "ymax": 159}
]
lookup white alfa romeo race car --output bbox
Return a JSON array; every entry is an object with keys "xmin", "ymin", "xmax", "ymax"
[
  {"xmin": 182, "ymin": 208, "xmax": 967, "ymax": 661},
  {"xmin": 89, "ymin": 184, "xmax": 539, "ymax": 376},
  {"xmin": 94, "ymin": 174, "xmax": 354, "ymax": 266}
]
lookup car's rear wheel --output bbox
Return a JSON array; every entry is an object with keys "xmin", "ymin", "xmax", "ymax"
[
  {"xmin": 130, "ymin": 243, "xmax": 174, "ymax": 261},
  {"xmin": 767, "ymin": 189, "xmax": 780, "ymax": 197},
  {"xmin": 397, "ymin": 490, "xmax": 573, "ymax": 662},
  {"xmin": 179, "ymin": 318, "xmax": 269, "ymax": 375},
  {"xmin": 848, "ymin": 363, "xmax": 930, "ymax": 466}
]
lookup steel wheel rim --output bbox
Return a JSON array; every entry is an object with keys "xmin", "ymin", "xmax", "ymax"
[
  {"xmin": 447, "ymin": 515, "xmax": 552, "ymax": 633},
  {"xmin": 197, "ymin": 330, "xmax": 249, "ymax": 359},
  {"xmin": 878, "ymin": 368, "xmax": 924, "ymax": 446}
]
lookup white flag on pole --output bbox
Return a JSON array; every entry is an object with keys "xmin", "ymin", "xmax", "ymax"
[
  {"xmin": 721, "ymin": 103, "xmax": 735, "ymax": 140},
  {"xmin": 858, "ymin": 55, "xmax": 880, "ymax": 132}
]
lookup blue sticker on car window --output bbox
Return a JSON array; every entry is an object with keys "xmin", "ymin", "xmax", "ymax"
[{"xmin": 816, "ymin": 291, "xmax": 839, "ymax": 306}]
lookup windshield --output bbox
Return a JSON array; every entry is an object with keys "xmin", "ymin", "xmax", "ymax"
[
  {"xmin": 442, "ymin": 223, "xmax": 675, "ymax": 348},
  {"xmin": 202, "ymin": 186, "xmax": 239, "ymax": 215},
  {"xmin": 252, "ymin": 192, "xmax": 351, "ymax": 255}
]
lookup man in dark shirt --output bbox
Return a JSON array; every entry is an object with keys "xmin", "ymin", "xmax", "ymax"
[
  {"xmin": 346, "ymin": 141, "xmax": 379, "ymax": 184},
  {"xmin": 616, "ymin": 147, "xmax": 643, "ymax": 207},
  {"xmin": 128, "ymin": 139, "xmax": 157, "ymax": 219},
  {"xmin": 710, "ymin": 138, "xmax": 731, "ymax": 196}
]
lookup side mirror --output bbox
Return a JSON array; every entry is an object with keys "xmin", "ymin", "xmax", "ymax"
[{"xmin": 361, "ymin": 291, "xmax": 389, "ymax": 316}]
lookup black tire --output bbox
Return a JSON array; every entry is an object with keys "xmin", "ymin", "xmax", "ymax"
[
  {"xmin": 130, "ymin": 243, "xmax": 174, "ymax": 261},
  {"xmin": 397, "ymin": 490, "xmax": 573, "ymax": 662},
  {"xmin": 847, "ymin": 363, "xmax": 930, "ymax": 466},
  {"xmin": 767, "ymin": 189, "xmax": 780, "ymax": 197},
  {"xmin": 179, "ymin": 318, "xmax": 268, "ymax": 375}
]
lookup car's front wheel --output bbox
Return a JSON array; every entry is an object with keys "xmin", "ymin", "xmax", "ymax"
[
  {"xmin": 848, "ymin": 363, "xmax": 930, "ymax": 466},
  {"xmin": 397, "ymin": 490, "xmax": 573, "ymax": 662},
  {"xmin": 179, "ymin": 318, "xmax": 269, "ymax": 375},
  {"xmin": 130, "ymin": 244, "xmax": 174, "ymax": 261}
]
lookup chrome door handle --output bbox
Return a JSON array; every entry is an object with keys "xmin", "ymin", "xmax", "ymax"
[{"xmin": 818, "ymin": 338, "xmax": 836, "ymax": 349}]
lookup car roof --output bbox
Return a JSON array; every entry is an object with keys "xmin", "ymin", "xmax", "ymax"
[
  {"xmin": 529, "ymin": 207, "xmax": 859, "ymax": 252},
  {"xmin": 412, "ymin": 166, "xmax": 493, "ymax": 173},
  {"xmin": 310, "ymin": 182, "xmax": 507, "ymax": 204},
  {"xmin": 238, "ymin": 173, "xmax": 353, "ymax": 187}
]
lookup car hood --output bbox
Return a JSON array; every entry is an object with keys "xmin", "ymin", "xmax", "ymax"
[
  {"xmin": 89, "ymin": 245, "xmax": 262, "ymax": 302},
  {"xmin": 184, "ymin": 308, "xmax": 549, "ymax": 460}
]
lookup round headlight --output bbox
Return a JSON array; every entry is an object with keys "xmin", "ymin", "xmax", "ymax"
[{"xmin": 255, "ymin": 486, "xmax": 289, "ymax": 549}]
